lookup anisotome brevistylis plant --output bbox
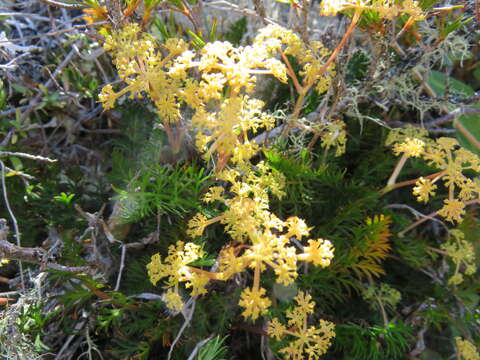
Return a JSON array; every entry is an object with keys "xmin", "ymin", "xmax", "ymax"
[{"xmin": 1, "ymin": 0, "xmax": 479, "ymax": 359}]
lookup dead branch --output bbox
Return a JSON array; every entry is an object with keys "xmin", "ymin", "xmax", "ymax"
[{"xmin": 0, "ymin": 240, "xmax": 94, "ymax": 274}]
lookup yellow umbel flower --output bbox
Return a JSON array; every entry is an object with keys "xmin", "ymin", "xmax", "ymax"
[
  {"xmin": 268, "ymin": 291, "xmax": 335, "ymax": 360},
  {"xmin": 238, "ymin": 287, "xmax": 272, "ymax": 320},
  {"xmin": 298, "ymin": 239, "xmax": 335, "ymax": 267},
  {"xmin": 388, "ymin": 133, "xmax": 480, "ymax": 223},
  {"xmin": 362, "ymin": 283, "xmax": 401, "ymax": 311},
  {"xmin": 99, "ymin": 24, "xmax": 189, "ymax": 123},
  {"xmin": 319, "ymin": 0, "xmax": 425, "ymax": 21},
  {"xmin": 163, "ymin": 289, "xmax": 184, "ymax": 312},
  {"xmin": 321, "ymin": 119, "xmax": 347, "ymax": 157},
  {"xmin": 393, "ymin": 138, "xmax": 425, "ymax": 158},
  {"xmin": 147, "ymin": 241, "xmax": 208, "ymax": 311},
  {"xmin": 413, "ymin": 177, "xmax": 437, "ymax": 203},
  {"xmin": 254, "ymin": 25, "xmax": 335, "ymax": 94},
  {"xmin": 441, "ymin": 229, "xmax": 476, "ymax": 285},
  {"xmin": 438, "ymin": 199, "xmax": 466, "ymax": 223},
  {"xmin": 385, "ymin": 125, "xmax": 430, "ymax": 147},
  {"xmin": 456, "ymin": 337, "xmax": 480, "ymax": 360}
]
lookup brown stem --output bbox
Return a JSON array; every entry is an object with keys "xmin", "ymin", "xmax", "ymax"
[
  {"xmin": 279, "ymin": 49, "xmax": 304, "ymax": 94},
  {"xmin": 82, "ymin": 281, "xmax": 140, "ymax": 310},
  {"xmin": 253, "ymin": 261, "xmax": 261, "ymax": 290},
  {"xmin": 386, "ymin": 153, "xmax": 408, "ymax": 188},
  {"xmin": 188, "ymin": 266, "xmax": 220, "ymax": 280},
  {"xmin": 317, "ymin": 8, "xmax": 362, "ymax": 77},
  {"xmin": 399, "ymin": 199, "xmax": 480, "ymax": 237},
  {"xmin": 426, "ymin": 246, "xmax": 449, "ymax": 256},
  {"xmin": 380, "ymin": 170, "xmax": 446, "ymax": 195}
]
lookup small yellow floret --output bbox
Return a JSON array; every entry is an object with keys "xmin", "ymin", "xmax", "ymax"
[
  {"xmin": 438, "ymin": 199, "xmax": 465, "ymax": 223},
  {"xmin": 393, "ymin": 138, "xmax": 425, "ymax": 158},
  {"xmin": 300, "ymin": 239, "xmax": 335, "ymax": 267},
  {"xmin": 187, "ymin": 213, "xmax": 209, "ymax": 238},
  {"xmin": 163, "ymin": 289, "xmax": 184, "ymax": 312},
  {"xmin": 456, "ymin": 337, "xmax": 480, "ymax": 360},
  {"xmin": 268, "ymin": 291, "xmax": 335, "ymax": 359},
  {"xmin": 239, "ymin": 287, "xmax": 272, "ymax": 320},
  {"xmin": 413, "ymin": 177, "xmax": 437, "ymax": 203}
]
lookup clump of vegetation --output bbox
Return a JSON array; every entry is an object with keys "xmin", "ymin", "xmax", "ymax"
[{"xmin": 0, "ymin": 0, "xmax": 479, "ymax": 359}]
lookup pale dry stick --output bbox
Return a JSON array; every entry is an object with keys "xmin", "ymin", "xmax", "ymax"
[
  {"xmin": 20, "ymin": 40, "xmax": 81, "ymax": 122},
  {"xmin": 77, "ymin": 325, "xmax": 105, "ymax": 360},
  {"xmin": 72, "ymin": 43, "xmax": 105, "ymax": 61},
  {"xmin": 2, "ymin": 165, "xmax": 34, "ymax": 181},
  {"xmin": 114, "ymin": 244, "xmax": 126, "ymax": 291},
  {"xmin": 0, "ymin": 105, "xmax": 28, "ymax": 118},
  {"xmin": 0, "ymin": 21, "xmax": 106, "ymax": 44},
  {"xmin": 186, "ymin": 335, "xmax": 214, "ymax": 360},
  {"xmin": 423, "ymin": 107, "xmax": 480, "ymax": 128},
  {"xmin": 428, "ymin": 128, "xmax": 456, "ymax": 134},
  {"xmin": 409, "ymin": 326, "xmax": 428, "ymax": 358},
  {"xmin": 0, "ymin": 53, "xmax": 30, "ymax": 70},
  {"xmin": 54, "ymin": 319, "xmax": 88, "ymax": 360},
  {"xmin": 299, "ymin": 0, "xmax": 310, "ymax": 43},
  {"xmin": 168, "ymin": 297, "xmax": 197, "ymax": 360},
  {"xmin": 204, "ymin": 1, "xmax": 280, "ymax": 26},
  {"xmin": 112, "ymin": 231, "xmax": 159, "ymax": 292},
  {"xmin": 39, "ymin": 0, "xmax": 86, "ymax": 9},
  {"xmin": 0, "ymin": 11, "xmax": 59, "ymax": 22},
  {"xmin": 252, "ymin": 0, "xmax": 267, "ymax": 24},
  {"xmin": 0, "ymin": 151, "xmax": 57, "ymax": 163},
  {"xmin": 0, "ymin": 240, "xmax": 94, "ymax": 274},
  {"xmin": 463, "ymin": 90, "xmax": 480, "ymax": 105},
  {"xmin": 0, "ymin": 160, "xmax": 25, "ymax": 290},
  {"xmin": 386, "ymin": 153, "xmax": 409, "ymax": 187},
  {"xmin": 385, "ymin": 204, "xmax": 449, "ymax": 233}
]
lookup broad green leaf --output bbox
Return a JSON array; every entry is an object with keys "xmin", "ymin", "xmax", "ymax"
[
  {"xmin": 427, "ymin": 70, "xmax": 480, "ymax": 155},
  {"xmin": 9, "ymin": 156, "xmax": 23, "ymax": 171}
]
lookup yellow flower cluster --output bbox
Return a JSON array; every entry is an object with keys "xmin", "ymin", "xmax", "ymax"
[
  {"xmin": 456, "ymin": 337, "xmax": 480, "ymax": 360},
  {"xmin": 101, "ymin": 21, "xmax": 338, "ymax": 355},
  {"xmin": 388, "ymin": 131, "xmax": 480, "ymax": 223},
  {"xmin": 255, "ymin": 25, "xmax": 335, "ymax": 94},
  {"xmin": 362, "ymin": 283, "xmax": 401, "ymax": 311},
  {"xmin": 441, "ymin": 229, "xmax": 476, "ymax": 285},
  {"xmin": 99, "ymin": 24, "xmax": 189, "ymax": 123},
  {"xmin": 100, "ymin": 24, "xmax": 336, "ymax": 165},
  {"xmin": 413, "ymin": 177, "xmax": 437, "ymax": 203},
  {"xmin": 146, "ymin": 241, "xmax": 211, "ymax": 311},
  {"xmin": 320, "ymin": 0, "xmax": 425, "ymax": 22},
  {"xmin": 320, "ymin": 119, "xmax": 347, "ymax": 157},
  {"xmin": 147, "ymin": 162, "xmax": 335, "ymax": 319},
  {"xmin": 393, "ymin": 138, "xmax": 425, "ymax": 158},
  {"xmin": 267, "ymin": 291, "xmax": 335, "ymax": 360},
  {"xmin": 385, "ymin": 125, "xmax": 430, "ymax": 146}
]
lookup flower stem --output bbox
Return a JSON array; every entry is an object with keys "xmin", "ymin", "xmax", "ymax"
[
  {"xmin": 380, "ymin": 170, "xmax": 446, "ymax": 195},
  {"xmin": 317, "ymin": 8, "xmax": 362, "ymax": 77},
  {"xmin": 386, "ymin": 153, "xmax": 408, "ymax": 188}
]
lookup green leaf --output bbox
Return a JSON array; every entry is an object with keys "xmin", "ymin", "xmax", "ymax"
[
  {"xmin": 426, "ymin": 70, "xmax": 473, "ymax": 97},
  {"xmin": 427, "ymin": 70, "xmax": 480, "ymax": 155},
  {"xmin": 187, "ymin": 29, "xmax": 206, "ymax": 49},
  {"xmin": 9, "ymin": 156, "xmax": 23, "ymax": 171},
  {"xmin": 0, "ymin": 79, "xmax": 6, "ymax": 111}
]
